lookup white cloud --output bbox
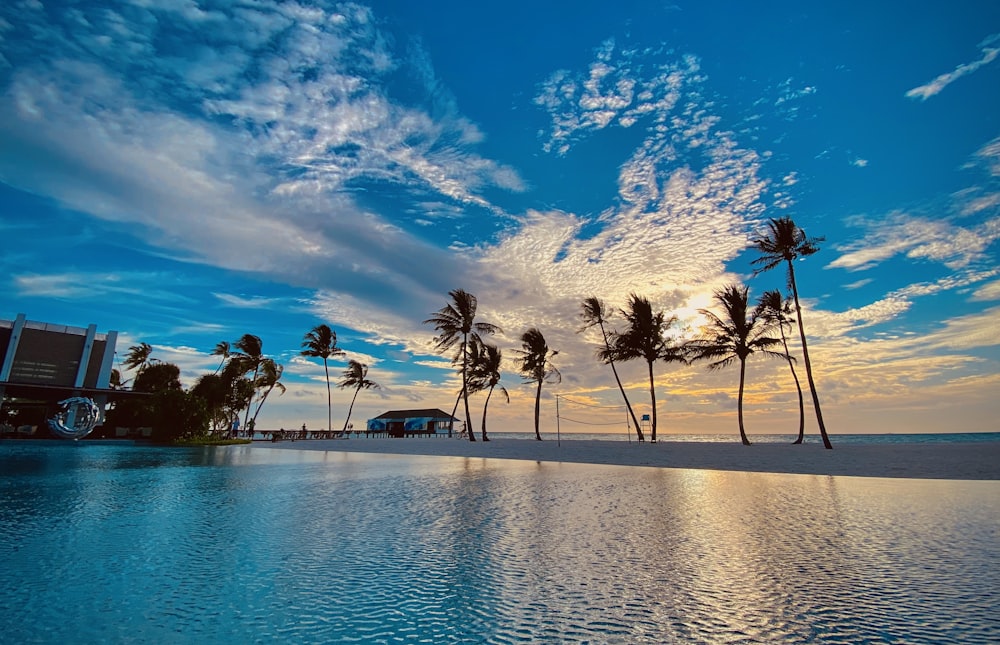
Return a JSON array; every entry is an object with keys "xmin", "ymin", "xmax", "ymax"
[
  {"xmin": 905, "ymin": 33, "xmax": 1000, "ymax": 100},
  {"xmin": 830, "ymin": 212, "xmax": 1000, "ymax": 271},
  {"xmin": 970, "ymin": 279, "xmax": 1000, "ymax": 302}
]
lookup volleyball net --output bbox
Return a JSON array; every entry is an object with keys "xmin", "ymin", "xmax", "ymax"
[{"xmin": 555, "ymin": 394, "xmax": 643, "ymax": 442}]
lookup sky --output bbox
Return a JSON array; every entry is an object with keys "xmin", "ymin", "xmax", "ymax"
[{"xmin": 1, "ymin": 0, "xmax": 998, "ymax": 438}]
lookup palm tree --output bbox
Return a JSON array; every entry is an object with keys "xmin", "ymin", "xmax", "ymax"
[
  {"xmin": 516, "ymin": 328, "xmax": 561, "ymax": 441},
  {"xmin": 231, "ymin": 334, "xmax": 263, "ymax": 431},
  {"xmin": 122, "ymin": 342, "xmax": 154, "ymax": 375},
  {"xmin": 250, "ymin": 358, "xmax": 285, "ymax": 429},
  {"xmin": 338, "ymin": 360, "xmax": 379, "ymax": 435},
  {"xmin": 467, "ymin": 340, "xmax": 508, "ymax": 442},
  {"xmin": 424, "ymin": 289, "xmax": 501, "ymax": 442},
  {"xmin": 301, "ymin": 324, "xmax": 345, "ymax": 435},
  {"xmin": 611, "ymin": 294, "xmax": 686, "ymax": 443},
  {"xmin": 579, "ymin": 296, "xmax": 645, "ymax": 442},
  {"xmin": 757, "ymin": 289, "xmax": 805, "ymax": 444},
  {"xmin": 686, "ymin": 284, "xmax": 784, "ymax": 445},
  {"xmin": 750, "ymin": 216, "xmax": 833, "ymax": 449},
  {"xmin": 211, "ymin": 341, "xmax": 230, "ymax": 375}
]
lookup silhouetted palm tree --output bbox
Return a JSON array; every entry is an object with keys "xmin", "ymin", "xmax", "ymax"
[
  {"xmin": 516, "ymin": 328, "xmax": 561, "ymax": 441},
  {"xmin": 211, "ymin": 341, "xmax": 230, "ymax": 375},
  {"xmin": 301, "ymin": 324, "xmax": 345, "ymax": 434},
  {"xmin": 751, "ymin": 216, "xmax": 832, "ymax": 449},
  {"xmin": 579, "ymin": 296, "xmax": 645, "ymax": 442},
  {"xmin": 611, "ymin": 294, "xmax": 686, "ymax": 443},
  {"xmin": 122, "ymin": 342, "xmax": 154, "ymax": 375},
  {"xmin": 468, "ymin": 340, "xmax": 508, "ymax": 442},
  {"xmin": 424, "ymin": 289, "xmax": 501, "ymax": 442},
  {"xmin": 687, "ymin": 284, "xmax": 783, "ymax": 445},
  {"xmin": 757, "ymin": 289, "xmax": 805, "ymax": 444},
  {"xmin": 338, "ymin": 360, "xmax": 379, "ymax": 435},
  {"xmin": 231, "ymin": 334, "xmax": 263, "ymax": 431},
  {"xmin": 250, "ymin": 358, "xmax": 285, "ymax": 429}
]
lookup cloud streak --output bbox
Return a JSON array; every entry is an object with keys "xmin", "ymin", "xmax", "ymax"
[{"xmin": 906, "ymin": 33, "xmax": 1000, "ymax": 100}]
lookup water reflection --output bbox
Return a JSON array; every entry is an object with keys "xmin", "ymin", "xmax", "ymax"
[{"xmin": 1, "ymin": 443, "xmax": 997, "ymax": 644}]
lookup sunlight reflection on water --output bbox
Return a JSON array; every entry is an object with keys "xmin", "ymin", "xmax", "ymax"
[{"xmin": 1, "ymin": 443, "xmax": 997, "ymax": 644}]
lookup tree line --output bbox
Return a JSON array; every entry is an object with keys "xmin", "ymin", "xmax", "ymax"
[
  {"xmin": 105, "ymin": 216, "xmax": 830, "ymax": 449},
  {"xmin": 105, "ymin": 327, "xmax": 379, "ymax": 443},
  {"xmin": 425, "ymin": 216, "xmax": 833, "ymax": 449}
]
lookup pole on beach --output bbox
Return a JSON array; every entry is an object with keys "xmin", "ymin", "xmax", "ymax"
[{"xmin": 556, "ymin": 395, "xmax": 561, "ymax": 447}]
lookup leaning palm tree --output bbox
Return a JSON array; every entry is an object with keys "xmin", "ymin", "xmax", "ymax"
[
  {"xmin": 230, "ymin": 334, "xmax": 264, "ymax": 431},
  {"xmin": 211, "ymin": 341, "xmax": 230, "ymax": 375},
  {"xmin": 338, "ymin": 360, "xmax": 380, "ymax": 435},
  {"xmin": 757, "ymin": 289, "xmax": 805, "ymax": 444},
  {"xmin": 516, "ymin": 328, "xmax": 561, "ymax": 441},
  {"xmin": 467, "ymin": 340, "xmax": 508, "ymax": 442},
  {"xmin": 579, "ymin": 296, "xmax": 645, "ymax": 442},
  {"xmin": 611, "ymin": 294, "xmax": 686, "ymax": 443},
  {"xmin": 750, "ymin": 216, "xmax": 832, "ymax": 449},
  {"xmin": 122, "ymin": 342, "xmax": 154, "ymax": 375},
  {"xmin": 250, "ymin": 358, "xmax": 285, "ymax": 429},
  {"xmin": 301, "ymin": 324, "xmax": 345, "ymax": 435},
  {"xmin": 424, "ymin": 289, "xmax": 501, "ymax": 442},
  {"xmin": 686, "ymin": 284, "xmax": 784, "ymax": 446}
]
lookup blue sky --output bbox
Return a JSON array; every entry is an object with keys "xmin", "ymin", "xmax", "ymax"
[{"xmin": 1, "ymin": 0, "xmax": 998, "ymax": 437}]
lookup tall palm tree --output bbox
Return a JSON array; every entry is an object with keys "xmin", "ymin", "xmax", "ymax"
[
  {"xmin": 338, "ymin": 360, "xmax": 380, "ymax": 435},
  {"xmin": 424, "ymin": 289, "xmax": 501, "ymax": 442},
  {"xmin": 250, "ymin": 358, "xmax": 285, "ymax": 429},
  {"xmin": 579, "ymin": 296, "xmax": 645, "ymax": 442},
  {"xmin": 231, "ymin": 334, "xmax": 263, "ymax": 432},
  {"xmin": 750, "ymin": 216, "xmax": 833, "ymax": 449},
  {"xmin": 211, "ymin": 341, "xmax": 230, "ymax": 375},
  {"xmin": 301, "ymin": 324, "xmax": 345, "ymax": 434},
  {"xmin": 516, "ymin": 328, "xmax": 561, "ymax": 441},
  {"xmin": 611, "ymin": 294, "xmax": 686, "ymax": 443},
  {"xmin": 757, "ymin": 289, "xmax": 805, "ymax": 444},
  {"xmin": 122, "ymin": 342, "xmax": 154, "ymax": 375},
  {"xmin": 686, "ymin": 284, "xmax": 783, "ymax": 446},
  {"xmin": 467, "ymin": 340, "xmax": 508, "ymax": 442}
]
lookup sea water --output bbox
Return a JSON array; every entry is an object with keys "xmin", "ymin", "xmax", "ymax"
[{"xmin": 1, "ymin": 442, "xmax": 997, "ymax": 644}]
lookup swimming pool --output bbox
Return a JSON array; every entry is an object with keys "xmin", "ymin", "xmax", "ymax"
[{"xmin": 1, "ymin": 442, "xmax": 997, "ymax": 643}]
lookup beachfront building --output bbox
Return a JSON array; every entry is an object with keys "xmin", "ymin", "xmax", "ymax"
[
  {"xmin": 0, "ymin": 313, "xmax": 121, "ymax": 436},
  {"xmin": 366, "ymin": 408, "xmax": 458, "ymax": 437}
]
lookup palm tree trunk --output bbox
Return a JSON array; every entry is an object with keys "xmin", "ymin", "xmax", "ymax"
[
  {"xmin": 449, "ymin": 390, "xmax": 461, "ymax": 437},
  {"xmin": 342, "ymin": 386, "xmax": 360, "ymax": 435},
  {"xmin": 780, "ymin": 327, "xmax": 805, "ymax": 444},
  {"xmin": 738, "ymin": 358, "xmax": 751, "ymax": 445},
  {"xmin": 787, "ymin": 260, "xmax": 832, "ymax": 449},
  {"xmin": 251, "ymin": 384, "xmax": 274, "ymax": 427},
  {"xmin": 481, "ymin": 385, "xmax": 494, "ymax": 441},
  {"xmin": 533, "ymin": 379, "xmax": 543, "ymax": 440},
  {"xmin": 647, "ymin": 360, "xmax": 658, "ymax": 443},
  {"xmin": 324, "ymin": 358, "xmax": 332, "ymax": 434},
  {"xmin": 601, "ymin": 322, "xmax": 644, "ymax": 442},
  {"xmin": 242, "ymin": 364, "xmax": 259, "ymax": 433},
  {"xmin": 461, "ymin": 335, "xmax": 475, "ymax": 442}
]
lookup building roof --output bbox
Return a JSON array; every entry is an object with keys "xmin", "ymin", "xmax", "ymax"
[{"xmin": 371, "ymin": 408, "xmax": 456, "ymax": 421}]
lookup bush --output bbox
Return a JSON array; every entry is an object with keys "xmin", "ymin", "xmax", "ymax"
[{"xmin": 150, "ymin": 390, "xmax": 210, "ymax": 443}]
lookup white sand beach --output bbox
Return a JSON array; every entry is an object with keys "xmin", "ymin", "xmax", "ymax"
[{"xmin": 259, "ymin": 436, "xmax": 1000, "ymax": 480}]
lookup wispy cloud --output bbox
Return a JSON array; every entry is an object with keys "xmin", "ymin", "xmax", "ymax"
[
  {"xmin": 0, "ymin": 0, "xmax": 520, "ymax": 325},
  {"xmin": 905, "ymin": 33, "xmax": 1000, "ymax": 100},
  {"xmin": 829, "ymin": 211, "xmax": 1000, "ymax": 271}
]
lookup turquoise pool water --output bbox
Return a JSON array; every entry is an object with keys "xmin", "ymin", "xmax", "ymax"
[{"xmin": 1, "ymin": 442, "xmax": 998, "ymax": 644}]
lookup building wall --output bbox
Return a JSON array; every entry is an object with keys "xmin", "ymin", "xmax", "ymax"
[{"xmin": 1, "ymin": 316, "xmax": 116, "ymax": 389}]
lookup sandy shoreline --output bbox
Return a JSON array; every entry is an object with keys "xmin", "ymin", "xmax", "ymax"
[{"xmin": 257, "ymin": 436, "xmax": 1000, "ymax": 480}]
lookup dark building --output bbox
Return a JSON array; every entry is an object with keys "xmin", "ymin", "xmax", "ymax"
[
  {"xmin": 1, "ymin": 313, "xmax": 119, "ymax": 434},
  {"xmin": 367, "ymin": 408, "xmax": 458, "ymax": 437}
]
